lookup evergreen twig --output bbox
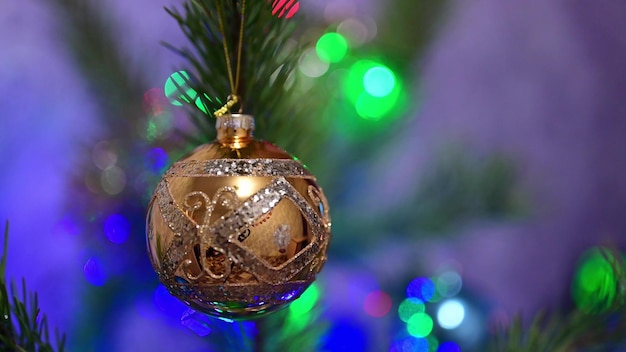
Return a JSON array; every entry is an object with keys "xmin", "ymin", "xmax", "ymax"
[
  {"xmin": 488, "ymin": 247, "xmax": 626, "ymax": 351},
  {"xmin": 164, "ymin": 0, "xmax": 303, "ymax": 139},
  {"xmin": 0, "ymin": 222, "xmax": 66, "ymax": 352}
]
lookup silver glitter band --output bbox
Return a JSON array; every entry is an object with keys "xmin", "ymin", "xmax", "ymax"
[{"xmin": 165, "ymin": 159, "xmax": 314, "ymax": 178}]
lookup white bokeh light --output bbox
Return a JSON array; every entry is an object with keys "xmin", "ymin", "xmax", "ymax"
[
  {"xmin": 298, "ymin": 48, "xmax": 330, "ymax": 78},
  {"xmin": 437, "ymin": 299, "xmax": 465, "ymax": 330}
]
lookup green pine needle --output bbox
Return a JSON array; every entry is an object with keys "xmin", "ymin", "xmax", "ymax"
[
  {"xmin": 488, "ymin": 247, "xmax": 626, "ymax": 351},
  {"xmin": 0, "ymin": 221, "xmax": 66, "ymax": 352},
  {"xmin": 164, "ymin": 0, "xmax": 302, "ymax": 138}
]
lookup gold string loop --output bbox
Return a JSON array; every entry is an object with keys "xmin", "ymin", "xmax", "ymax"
[
  {"xmin": 213, "ymin": 95, "xmax": 242, "ymax": 117},
  {"xmin": 214, "ymin": 0, "xmax": 246, "ymax": 117}
]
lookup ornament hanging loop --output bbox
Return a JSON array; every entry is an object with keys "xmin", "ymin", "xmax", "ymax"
[
  {"xmin": 228, "ymin": 94, "xmax": 244, "ymax": 114},
  {"xmin": 213, "ymin": 94, "xmax": 243, "ymax": 117},
  {"xmin": 213, "ymin": 0, "xmax": 246, "ymax": 118}
]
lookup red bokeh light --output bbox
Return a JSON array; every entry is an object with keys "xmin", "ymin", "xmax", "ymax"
[
  {"xmin": 363, "ymin": 290, "xmax": 392, "ymax": 318},
  {"xmin": 271, "ymin": 0, "xmax": 300, "ymax": 19}
]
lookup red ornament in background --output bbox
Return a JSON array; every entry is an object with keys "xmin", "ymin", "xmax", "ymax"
[{"xmin": 271, "ymin": 0, "xmax": 300, "ymax": 19}]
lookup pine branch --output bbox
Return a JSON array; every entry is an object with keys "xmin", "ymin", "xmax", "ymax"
[
  {"xmin": 488, "ymin": 247, "xmax": 626, "ymax": 351},
  {"xmin": 164, "ymin": 0, "xmax": 302, "ymax": 137},
  {"xmin": 0, "ymin": 222, "xmax": 66, "ymax": 352}
]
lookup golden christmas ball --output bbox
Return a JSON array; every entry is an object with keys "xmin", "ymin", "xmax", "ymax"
[{"xmin": 146, "ymin": 114, "xmax": 331, "ymax": 319}]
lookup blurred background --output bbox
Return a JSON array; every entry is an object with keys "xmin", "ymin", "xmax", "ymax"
[{"xmin": 1, "ymin": 0, "xmax": 626, "ymax": 351}]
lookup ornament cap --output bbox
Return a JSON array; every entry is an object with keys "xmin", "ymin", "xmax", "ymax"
[{"xmin": 216, "ymin": 114, "xmax": 255, "ymax": 148}]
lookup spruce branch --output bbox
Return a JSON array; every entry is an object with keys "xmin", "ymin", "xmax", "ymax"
[
  {"xmin": 0, "ymin": 222, "xmax": 66, "ymax": 352},
  {"xmin": 164, "ymin": 0, "xmax": 302, "ymax": 136},
  {"xmin": 488, "ymin": 247, "xmax": 626, "ymax": 351}
]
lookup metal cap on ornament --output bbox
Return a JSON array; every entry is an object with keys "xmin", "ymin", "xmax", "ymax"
[
  {"xmin": 146, "ymin": 113, "xmax": 331, "ymax": 319},
  {"xmin": 216, "ymin": 113, "xmax": 255, "ymax": 148}
]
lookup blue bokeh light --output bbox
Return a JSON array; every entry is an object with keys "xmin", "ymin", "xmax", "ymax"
[
  {"xmin": 390, "ymin": 337, "xmax": 429, "ymax": 352},
  {"xmin": 407, "ymin": 277, "xmax": 436, "ymax": 302},
  {"xmin": 323, "ymin": 319, "xmax": 368, "ymax": 352},
  {"xmin": 437, "ymin": 341, "xmax": 461, "ymax": 352},
  {"xmin": 146, "ymin": 147, "xmax": 169, "ymax": 173},
  {"xmin": 103, "ymin": 213, "xmax": 130, "ymax": 244},
  {"xmin": 83, "ymin": 257, "xmax": 106, "ymax": 286},
  {"xmin": 153, "ymin": 284, "xmax": 187, "ymax": 319}
]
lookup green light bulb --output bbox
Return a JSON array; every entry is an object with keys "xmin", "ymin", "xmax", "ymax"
[
  {"xmin": 164, "ymin": 71, "xmax": 197, "ymax": 106},
  {"xmin": 344, "ymin": 60, "xmax": 403, "ymax": 120},
  {"xmin": 572, "ymin": 247, "xmax": 621, "ymax": 313},
  {"xmin": 407, "ymin": 313, "xmax": 434, "ymax": 338},
  {"xmin": 398, "ymin": 298, "xmax": 425, "ymax": 323},
  {"xmin": 316, "ymin": 32, "xmax": 348, "ymax": 63},
  {"xmin": 363, "ymin": 66, "xmax": 396, "ymax": 97},
  {"xmin": 289, "ymin": 284, "xmax": 320, "ymax": 316}
]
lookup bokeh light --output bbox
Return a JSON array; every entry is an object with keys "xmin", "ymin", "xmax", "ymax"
[
  {"xmin": 390, "ymin": 337, "xmax": 429, "ymax": 352},
  {"xmin": 407, "ymin": 277, "xmax": 436, "ymax": 302},
  {"xmin": 363, "ymin": 290, "xmax": 392, "ymax": 317},
  {"xmin": 363, "ymin": 66, "xmax": 396, "ymax": 97},
  {"xmin": 143, "ymin": 86, "xmax": 174, "ymax": 141},
  {"xmin": 337, "ymin": 18, "xmax": 369, "ymax": 47},
  {"xmin": 572, "ymin": 247, "xmax": 622, "ymax": 312},
  {"xmin": 437, "ymin": 299, "xmax": 465, "ymax": 330},
  {"xmin": 289, "ymin": 283, "xmax": 319, "ymax": 316},
  {"xmin": 344, "ymin": 60, "xmax": 402, "ymax": 120},
  {"xmin": 437, "ymin": 341, "xmax": 461, "ymax": 352},
  {"xmin": 354, "ymin": 92, "xmax": 398, "ymax": 121},
  {"xmin": 285, "ymin": 285, "xmax": 317, "ymax": 334},
  {"xmin": 345, "ymin": 60, "xmax": 373, "ymax": 101},
  {"xmin": 398, "ymin": 297, "xmax": 426, "ymax": 323},
  {"xmin": 144, "ymin": 112, "xmax": 173, "ymax": 142},
  {"xmin": 426, "ymin": 335, "xmax": 439, "ymax": 352},
  {"xmin": 271, "ymin": 0, "xmax": 300, "ymax": 19},
  {"xmin": 436, "ymin": 271, "xmax": 463, "ymax": 298},
  {"xmin": 92, "ymin": 141, "xmax": 117, "ymax": 170},
  {"xmin": 103, "ymin": 213, "xmax": 130, "ymax": 244},
  {"xmin": 407, "ymin": 313, "xmax": 434, "ymax": 337},
  {"xmin": 323, "ymin": 318, "xmax": 368, "ymax": 352},
  {"xmin": 146, "ymin": 148, "xmax": 169, "ymax": 173},
  {"xmin": 143, "ymin": 87, "xmax": 168, "ymax": 116},
  {"xmin": 316, "ymin": 32, "xmax": 348, "ymax": 63},
  {"xmin": 164, "ymin": 71, "xmax": 195, "ymax": 106},
  {"xmin": 164, "ymin": 71, "xmax": 212, "ymax": 114},
  {"xmin": 83, "ymin": 257, "xmax": 106, "ymax": 286},
  {"xmin": 101, "ymin": 166, "xmax": 127, "ymax": 195},
  {"xmin": 299, "ymin": 48, "xmax": 330, "ymax": 78}
]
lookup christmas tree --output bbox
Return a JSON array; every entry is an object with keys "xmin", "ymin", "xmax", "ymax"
[{"xmin": 2, "ymin": 0, "xmax": 626, "ymax": 351}]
